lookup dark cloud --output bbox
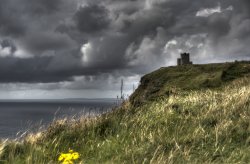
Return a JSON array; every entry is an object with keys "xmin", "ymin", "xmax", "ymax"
[
  {"xmin": 0, "ymin": 53, "xmax": 127, "ymax": 83},
  {"xmin": 0, "ymin": 56, "xmax": 56, "ymax": 83},
  {"xmin": 0, "ymin": 0, "xmax": 77, "ymax": 36},
  {"xmin": 21, "ymin": 32, "xmax": 77, "ymax": 54},
  {"xmin": 207, "ymin": 12, "xmax": 232, "ymax": 38},
  {"xmin": 0, "ymin": 0, "xmax": 26, "ymax": 37},
  {"xmin": 74, "ymin": 5, "xmax": 110, "ymax": 33},
  {"xmin": 24, "ymin": 0, "xmax": 62, "ymax": 15}
]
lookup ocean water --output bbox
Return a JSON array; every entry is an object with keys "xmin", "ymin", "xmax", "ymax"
[{"xmin": 0, "ymin": 99, "xmax": 118, "ymax": 139}]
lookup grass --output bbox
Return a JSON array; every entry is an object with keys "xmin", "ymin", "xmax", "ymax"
[
  {"xmin": 0, "ymin": 62, "xmax": 250, "ymax": 163},
  {"xmin": 130, "ymin": 61, "xmax": 250, "ymax": 106}
]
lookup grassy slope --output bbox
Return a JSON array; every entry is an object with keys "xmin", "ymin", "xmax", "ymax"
[
  {"xmin": 130, "ymin": 61, "xmax": 250, "ymax": 106},
  {"xmin": 0, "ymin": 61, "xmax": 250, "ymax": 163}
]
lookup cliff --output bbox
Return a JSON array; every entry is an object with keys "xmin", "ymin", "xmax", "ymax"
[
  {"xmin": 130, "ymin": 61, "xmax": 250, "ymax": 106},
  {"xmin": 1, "ymin": 61, "xmax": 250, "ymax": 163}
]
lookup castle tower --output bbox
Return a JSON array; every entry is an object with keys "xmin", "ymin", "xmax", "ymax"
[
  {"xmin": 177, "ymin": 52, "xmax": 192, "ymax": 66},
  {"xmin": 180, "ymin": 53, "xmax": 190, "ymax": 65}
]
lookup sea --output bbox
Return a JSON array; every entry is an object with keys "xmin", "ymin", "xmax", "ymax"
[{"xmin": 0, "ymin": 99, "xmax": 118, "ymax": 139}]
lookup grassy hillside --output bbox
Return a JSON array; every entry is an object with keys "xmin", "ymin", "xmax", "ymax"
[
  {"xmin": 0, "ymin": 61, "xmax": 250, "ymax": 163},
  {"xmin": 130, "ymin": 61, "xmax": 250, "ymax": 106}
]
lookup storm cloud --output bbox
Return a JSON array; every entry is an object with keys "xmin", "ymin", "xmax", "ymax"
[
  {"xmin": 0, "ymin": 0, "xmax": 249, "ymax": 98},
  {"xmin": 74, "ymin": 5, "xmax": 110, "ymax": 33}
]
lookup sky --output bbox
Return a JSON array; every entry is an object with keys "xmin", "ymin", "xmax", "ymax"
[{"xmin": 0, "ymin": 0, "xmax": 249, "ymax": 99}]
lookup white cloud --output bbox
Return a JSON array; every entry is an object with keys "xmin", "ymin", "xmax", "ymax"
[
  {"xmin": 164, "ymin": 40, "xmax": 177, "ymax": 49},
  {"xmin": 226, "ymin": 6, "xmax": 233, "ymax": 11},
  {"xmin": 0, "ymin": 45, "xmax": 12, "ymax": 57},
  {"xmin": 13, "ymin": 48, "xmax": 33, "ymax": 58},
  {"xmin": 196, "ymin": 5, "xmax": 222, "ymax": 17},
  {"xmin": 196, "ymin": 4, "xmax": 234, "ymax": 17},
  {"xmin": 81, "ymin": 42, "xmax": 92, "ymax": 63},
  {"xmin": 125, "ymin": 37, "xmax": 158, "ymax": 66},
  {"xmin": 0, "ymin": 42, "xmax": 33, "ymax": 58},
  {"xmin": 163, "ymin": 34, "xmax": 214, "ymax": 65}
]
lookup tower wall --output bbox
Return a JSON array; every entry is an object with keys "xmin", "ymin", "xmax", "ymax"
[{"xmin": 180, "ymin": 53, "xmax": 190, "ymax": 65}]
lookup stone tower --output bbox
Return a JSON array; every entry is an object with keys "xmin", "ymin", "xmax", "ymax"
[{"xmin": 177, "ymin": 53, "xmax": 192, "ymax": 66}]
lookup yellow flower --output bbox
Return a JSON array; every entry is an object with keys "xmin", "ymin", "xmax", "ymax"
[
  {"xmin": 58, "ymin": 149, "xmax": 80, "ymax": 163},
  {"xmin": 72, "ymin": 152, "xmax": 79, "ymax": 160},
  {"xmin": 58, "ymin": 155, "xmax": 64, "ymax": 161}
]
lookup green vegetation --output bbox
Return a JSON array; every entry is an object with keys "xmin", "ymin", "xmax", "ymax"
[
  {"xmin": 0, "ymin": 61, "xmax": 250, "ymax": 163},
  {"xmin": 130, "ymin": 61, "xmax": 250, "ymax": 106}
]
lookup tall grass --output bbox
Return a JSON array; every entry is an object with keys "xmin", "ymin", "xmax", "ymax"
[{"xmin": 0, "ymin": 77, "xmax": 250, "ymax": 163}]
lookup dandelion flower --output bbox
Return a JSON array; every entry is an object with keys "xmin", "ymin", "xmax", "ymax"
[{"xmin": 58, "ymin": 149, "xmax": 80, "ymax": 163}]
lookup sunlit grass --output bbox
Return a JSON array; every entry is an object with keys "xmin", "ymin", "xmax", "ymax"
[{"xmin": 0, "ymin": 77, "xmax": 250, "ymax": 163}]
